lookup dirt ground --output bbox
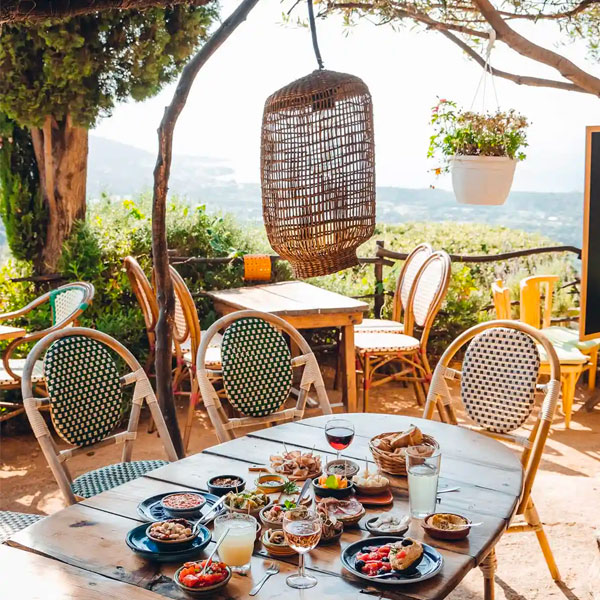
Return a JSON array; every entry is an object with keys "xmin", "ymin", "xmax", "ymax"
[{"xmin": 1, "ymin": 368, "xmax": 599, "ymax": 600}]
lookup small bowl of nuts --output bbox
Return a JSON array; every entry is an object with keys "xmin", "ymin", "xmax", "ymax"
[{"xmin": 146, "ymin": 518, "xmax": 198, "ymax": 550}]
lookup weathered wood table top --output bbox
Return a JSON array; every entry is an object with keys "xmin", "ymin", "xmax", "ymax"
[
  {"xmin": 0, "ymin": 324, "xmax": 26, "ymax": 341},
  {"xmin": 6, "ymin": 414, "xmax": 523, "ymax": 600}
]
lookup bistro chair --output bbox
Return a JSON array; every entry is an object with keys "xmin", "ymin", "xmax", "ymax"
[
  {"xmin": 354, "ymin": 251, "xmax": 451, "ymax": 412},
  {"xmin": 355, "ymin": 243, "xmax": 433, "ymax": 334},
  {"xmin": 493, "ymin": 277, "xmax": 591, "ymax": 427},
  {"xmin": 0, "ymin": 282, "xmax": 94, "ymax": 422},
  {"xmin": 0, "ymin": 511, "xmax": 42, "ymax": 543},
  {"xmin": 196, "ymin": 310, "xmax": 332, "ymax": 443},
  {"xmin": 124, "ymin": 256, "xmax": 158, "ymax": 374},
  {"xmin": 424, "ymin": 320, "xmax": 562, "ymax": 593},
  {"xmin": 168, "ymin": 266, "xmax": 223, "ymax": 451},
  {"xmin": 21, "ymin": 327, "xmax": 178, "ymax": 505}
]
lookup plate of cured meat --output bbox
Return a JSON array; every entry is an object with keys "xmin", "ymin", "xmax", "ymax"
[
  {"xmin": 269, "ymin": 450, "xmax": 322, "ymax": 481},
  {"xmin": 317, "ymin": 497, "xmax": 365, "ymax": 526}
]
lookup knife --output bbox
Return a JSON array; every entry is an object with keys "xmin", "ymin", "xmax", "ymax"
[{"xmin": 297, "ymin": 478, "xmax": 312, "ymax": 504}]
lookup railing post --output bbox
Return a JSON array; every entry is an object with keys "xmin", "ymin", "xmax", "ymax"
[{"xmin": 374, "ymin": 240, "xmax": 385, "ymax": 318}]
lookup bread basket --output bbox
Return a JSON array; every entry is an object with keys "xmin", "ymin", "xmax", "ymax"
[{"xmin": 369, "ymin": 432, "xmax": 439, "ymax": 476}]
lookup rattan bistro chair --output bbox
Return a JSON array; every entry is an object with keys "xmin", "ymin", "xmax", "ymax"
[
  {"xmin": 424, "ymin": 320, "xmax": 562, "ymax": 594},
  {"xmin": 0, "ymin": 511, "xmax": 43, "ymax": 543},
  {"xmin": 0, "ymin": 282, "xmax": 94, "ymax": 421},
  {"xmin": 196, "ymin": 310, "xmax": 332, "ymax": 444},
  {"xmin": 355, "ymin": 251, "xmax": 451, "ymax": 412},
  {"xmin": 22, "ymin": 328, "xmax": 178, "ymax": 505}
]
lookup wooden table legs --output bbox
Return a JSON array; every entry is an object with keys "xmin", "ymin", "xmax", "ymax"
[
  {"xmin": 341, "ymin": 324, "xmax": 357, "ymax": 412},
  {"xmin": 480, "ymin": 547, "xmax": 497, "ymax": 600}
]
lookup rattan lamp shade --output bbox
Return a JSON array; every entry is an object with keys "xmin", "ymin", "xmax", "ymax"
[{"xmin": 261, "ymin": 69, "xmax": 376, "ymax": 278}]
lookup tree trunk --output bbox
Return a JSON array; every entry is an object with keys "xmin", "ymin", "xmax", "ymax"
[{"xmin": 31, "ymin": 114, "xmax": 88, "ymax": 274}]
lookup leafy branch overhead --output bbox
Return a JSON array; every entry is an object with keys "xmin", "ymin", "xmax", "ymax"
[{"xmin": 319, "ymin": 0, "xmax": 600, "ymax": 96}]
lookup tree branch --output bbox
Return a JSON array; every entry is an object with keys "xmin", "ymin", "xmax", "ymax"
[
  {"xmin": 439, "ymin": 29, "xmax": 589, "ymax": 94},
  {"xmin": 0, "ymin": 0, "xmax": 212, "ymax": 24},
  {"xmin": 473, "ymin": 0, "xmax": 600, "ymax": 96},
  {"xmin": 152, "ymin": 0, "xmax": 260, "ymax": 458}
]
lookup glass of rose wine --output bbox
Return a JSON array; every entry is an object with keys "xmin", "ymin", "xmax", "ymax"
[
  {"xmin": 282, "ymin": 508, "xmax": 322, "ymax": 589},
  {"xmin": 325, "ymin": 418, "xmax": 355, "ymax": 461}
]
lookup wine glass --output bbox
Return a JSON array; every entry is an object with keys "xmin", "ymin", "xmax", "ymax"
[
  {"xmin": 282, "ymin": 508, "xmax": 322, "ymax": 589},
  {"xmin": 325, "ymin": 418, "xmax": 355, "ymax": 462}
]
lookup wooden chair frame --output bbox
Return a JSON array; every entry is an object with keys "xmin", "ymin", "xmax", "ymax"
[
  {"xmin": 21, "ymin": 327, "xmax": 178, "ymax": 505},
  {"xmin": 423, "ymin": 319, "xmax": 562, "ymax": 597},
  {"xmin": 196, "ymin": 310, "xmax": 332, "ymax": 444},
  {"xmin": 0, "ymin": 282, "xmax": 95, "ymax": 421},
  {"xmin": 356, "ymin": 251, "xmax": 451, "ymax": 412}
]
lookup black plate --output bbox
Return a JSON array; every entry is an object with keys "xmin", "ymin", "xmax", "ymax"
[
  {"xmin": 137, "ymin": 490, "xmax": 224, "ymax": 523},
  {"xmin": 341, "ymin": 536, "xmax": 443, "ymax": 585},
  {"xmin": 126, "ymin": 523, "xmax": 211, "ymax": 563}
]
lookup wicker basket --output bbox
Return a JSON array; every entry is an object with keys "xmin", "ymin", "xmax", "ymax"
[{"xmin": 369, "ymin": 433, "xmax": 439, "ymax": 476}]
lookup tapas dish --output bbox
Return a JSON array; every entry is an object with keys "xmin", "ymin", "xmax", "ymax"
[
  {"xmin": 224, "ymin": 489, "xmax": 271, "ymax": 517},
  {"xmin": 259, "ymin": 501, "xmax": 299, "ymax": 529},
  {"xmin": 317, "ymin": 497, "xmax": 365, "ymax": 526},
  {"xmin": 270, "ymin": 450, "xmax": 322, "ymax": 481},
  {"xmin": 146, "ymin": 518, "xmax": 197, "ymax": 549},
  {"xmin": 325, "ymin": 459, "xmax": 360, "ymax": 479},
  {"xmin": 312, "ymin": 474, "xmax": 354, "ymax": 499},
  {"xmin": 423, "ymin": 513, "xmax": 471, "ymax": 540},
  {"xmin": 366, "ymin": 513, "xmax": 410, "ymax": 536},
  {"xmin": 137, "ymin": 490, "xmax": 222, "ymax": 523},
  {"xmin": 353, "ymin": 471, "xmax": 390, "ymax": 496},
  {"xmin": 255, "ymin": 473, "xmax": 287, "ymax": 493},
  {"xmin": 174, "ymin": 560, "xmax": 232, "ymax": 596},
  {"xmin": 341, "ymin": 536, "xmax": 443, "ymax": 584},
  {"xmin": 207, "ymin": 475, "xmax": 245, "ymax": 497},
  {"xmin": 262, "ymin": 528, "xmax": 297, "ymax": 557},
  {"xmin": 161, "ymin": 492, "xmax": 206, "ymax": 516},
  {"xmin": 316, "ymin": 501, "xmax": 343, "ymax": 544}
]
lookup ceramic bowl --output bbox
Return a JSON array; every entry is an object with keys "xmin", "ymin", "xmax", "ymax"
[
  {"xmin": 365, "ymin": 515, "xmax": 409, "ymax": 536},
  {"xmin": 259, "ymin": 505, "xmax": 286, "ymax": 530},
  {"xmin": 325, "ymin": 459, "xmax": 360, "ymax": 480},
  {"xmin": 353, "ymin": 479, "xmax": 390, "ymax": 496},
  {"xmin": 224, "ymin": 492, "xmax": 272, "ymax": 519},
  {"xmin": 261, "ymin": 529, "xmax": 297, "ymax": 557},
  {"xmin": 422, "ymin": 513, "xmax": 471, "ymax": 540},
  {"xmin": 311, "ymin": 477, "xmax": 354, "ymax": 499},
  {"xmin": 207, "ymin": 475, "xmax": 246, "ymax": 497},
  {"xmin": 160, "ymin": 492, "xmax": 206, "ymax": 517},
  {"xmin": 255, "ymin": 473, "xmax": 286, "ymax": 494},
  {"xmin": 173, "ymin": 564, "xmax": 232, "ymax": 597},
  {"xmin": 145, "ymin": 519, "xmax": 198, "ymax": 550}
]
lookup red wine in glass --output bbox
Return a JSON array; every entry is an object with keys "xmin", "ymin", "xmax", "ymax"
[{"xmin": 325, "ymin": 419, "xmax": 355, "ymax": 461}]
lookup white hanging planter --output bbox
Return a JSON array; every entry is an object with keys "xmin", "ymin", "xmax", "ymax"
[{"xmin": 450, "ymin": 155, "xmax": 517, "ymax": 206}]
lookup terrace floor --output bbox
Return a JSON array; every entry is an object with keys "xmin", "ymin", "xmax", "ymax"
[{"xmin": 1, "ymin": 367, "xmax": 599, "ymax": 600}]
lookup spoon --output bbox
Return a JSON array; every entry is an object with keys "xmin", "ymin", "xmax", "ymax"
[{"xmin": 201, "ymin": 528, "xmax": 230, "ymax": 575}]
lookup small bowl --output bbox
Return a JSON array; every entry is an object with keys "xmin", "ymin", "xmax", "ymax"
[
  {"xmin": 318, "ymin": 529, "xmax": 343, "ymax": 545},
  {"xmin": 207, "ymin": 475, "xmax": 246, "ymax": 497},
  {"xmin": 354, "ymin": 478, "xmax": 390, "ymax": 497},
  {"xmin": 259, "ymin": 504, "xmax": 285, "ymax": 530},
  {"xmin": 146, "ymin": 519, "xmax": 198, "ymax": 550},
  {"xmin": 160, "ymin": 492, "xmax": 206, "ymax": 517},
  {"xmin": 262, "ymin": 529, "xmax": 297, "ymax": 557},
  {"xmin": 312, "ymin": 477, "xmax": 354, "ymax": 499},
  {"xmin": 174, "ymin": 564, "xmax": 232, "ymax": 597},
  {"xmin": 423, "ymin": 512, "xmax": 471, "ymax": 540},
  {"xmin": 255, "ymin": 473, "xmax": 286, "ymax": 494},
  {"xmin": 365, "ymin": 515, "xmax": 409, "ymax": 536},
  {"xmin": 224, "ymin": 491, "xmax": 272, "ymax": 518},
  {"xmin": 325, "ymin": 459, "xmax": 360, "ymax": 480}
]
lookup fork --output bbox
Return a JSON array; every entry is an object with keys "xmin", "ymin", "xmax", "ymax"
[{"xmin": 249, "ymin": 562, "xmax": 280, "ymax": 596}]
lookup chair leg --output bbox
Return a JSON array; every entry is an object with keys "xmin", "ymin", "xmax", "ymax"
[
  {"xmin": 480, "ymin": 547, "xmax": 497, "ymax": 600},
  {"xmin": 524, "ymin": 498, "xmax": 561, "ymax": 581},
  {"xmin": 561, "ymin": 372, "xmax": 576, "ymax": 429},
  {"xmin": 588, "ymin": 348, "xmax": 598, "ymax": 391},
  {"xmin": 183, "ymin": 379, "xmax": 199, "ymax": 452},
  {"xmin": 363, "ymin": 355, "xmax": 371, "ymax": 413}
]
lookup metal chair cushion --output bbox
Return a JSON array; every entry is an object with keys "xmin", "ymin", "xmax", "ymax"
[
  {"xmin": 461, "ymin": 327, "xmax": 540, "ymax": 434},
  {"xmin": 354, "ymin": 318, "xmax": 404, "ymax": 334},
  {"xmin": 0, "ymin": 511, "xmax": 42, "ymax": 543},
  {"xmin": 221, "ymin": 317, "xmax": 292, "ymax": 417},
  {"xmin": 44, "ymin": 336, "xmax": 122, "ymax": 447},
  {"xmin": 50, "ymin": 285, "xmax": 88, "ymax": 325},
  {"xmin": 70, "ymin": 460, "xmax": 168, "ymax": 498}
]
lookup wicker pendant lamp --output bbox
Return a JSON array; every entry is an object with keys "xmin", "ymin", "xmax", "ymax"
[{"xmin": 260, "ymin": 0, "xmax": 375, "ymax": 278}]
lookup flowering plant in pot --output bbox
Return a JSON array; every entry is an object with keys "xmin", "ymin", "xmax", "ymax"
[{"xmin": 428, "ymin": 99, "xmax": 529, "ymax": 205}]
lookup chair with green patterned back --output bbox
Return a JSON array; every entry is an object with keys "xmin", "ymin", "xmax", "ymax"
[
  {"xmin": 0, "ymin": 282, "xmax": 94, "ymax": 422},
  {"xmin": 196, "ymin": 310, "xmax": 332, "ymax": 443},
  {"xmin": 21, "ymin": 327, "xmax": 178, "ymax": 505}
]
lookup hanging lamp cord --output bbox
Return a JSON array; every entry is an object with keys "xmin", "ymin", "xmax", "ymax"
[{"xmin": 307, "ymin": 0, "xmax": 324, "ymax": 70}]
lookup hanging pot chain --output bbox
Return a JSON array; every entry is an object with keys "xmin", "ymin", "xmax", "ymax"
[{"xmin": 307, "ymin": 0, "xmax": 324, "ymax": 70}]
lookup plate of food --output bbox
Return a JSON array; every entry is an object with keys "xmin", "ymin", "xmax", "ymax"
[
  {"xmin": 137, "ymin": 490, "xmax": 223, "ymax": 523},
  {"xmin": 365, "ymin": 513, "xmax": 410, "ymax": 536},
  {"xmin": 174, "ymin": 560, "xmax": 232, "ymax": 596},
  {"xmin": 207, "ymin": 475, "xmax": 246, "ymax": 497},
  {"xmin": 317, "ymin": 497, "xmax": 365, "ymax": 526},
  {"xmin": 312, "ymin": 474, "xmax": 354, "ymax": 499},
  {"xmin": 423, "ymin": 513, "xmax": 472, "ymax": 540},
  {"xmin": 341, "ymin": 536, "xmax": 443, "ymax": 584},
  {"xmin": 316, "ymin": 501, "xmax": 343, "ymax": 544},
  {"xmin": 270, "ymin": 450, "xmax": 322, "ymax": 481},
  {"xmin": 262, "ymin": 528, "xmax": 297, "ymax": 557},
  {"xmin": 325, "ymin": 459, "xmax": 360, "ymax": 480},
  {"xmin": 353, "ymin": 470, "xmax": 390, "ymax": 496},
  {"xmin": 224, "ymin": 489, "xmax": 271, "ymax": 517},
  {"xmin": 145, "ymin": 518, "xmax": 198, "ymax": 550},
  {"xmin": 259, "ymin": 500, "xmax": 300, "ymax": 529}
]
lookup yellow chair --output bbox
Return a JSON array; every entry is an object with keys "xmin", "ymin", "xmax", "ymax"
[{"xmin": 492, "ymin": 278, "xmax": 592, "ymax": 427}]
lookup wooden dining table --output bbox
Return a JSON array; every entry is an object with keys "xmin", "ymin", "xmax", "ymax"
[
  {"xmin": 5, "ymin": 414, "xmax": 523, "ymax": 600},
  {"xmin": 0, "ymin": 324, "xmax": 26, "ymax": 341},
  {"xmin": 206, "ymin": 281, "xmax": 368, "ymax": 413}
]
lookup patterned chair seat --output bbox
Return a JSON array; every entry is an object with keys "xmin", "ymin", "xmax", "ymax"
[
  {"xmin": 354, "ymin": 318, "xmax": 404, "ymax": 334},
  {"xmin": 182, "ymin": 332, "xmax": 223, "ymax": 368},
  {"xmin": 536, "ymin": 328, "xmax": 588, "ymax": 365},
  {"xmin": 354, "ymin": 332, "xmax": 420, "ymax": 354},
  {"xmin": 70, "ymin": 460, "xmax": 168, "ymax": 498},
  {"xmin": 0, "ymin": 511, "xmax": 43, "ymax": 543},
  {"xmin": 0, "ymin": 359, "xmax": 44, "ymax": 386}
]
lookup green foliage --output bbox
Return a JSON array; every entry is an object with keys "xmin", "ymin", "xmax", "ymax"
[
  {"xmin": 428, "ymin": 99, "xmax": 529, "ymax": 172},
  {"xmin": 0, "ymin": 115, "xmax": 46, "ymax": 261},
  {"xmin": 0, "ymin": 5, "xmax": 218, "ymax": 128}
]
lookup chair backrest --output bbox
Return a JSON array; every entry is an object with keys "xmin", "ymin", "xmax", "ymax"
[
  {"xmin": 50, "ymin": 283, "xmax": 93, "ymax": 326},
  {"xmin": 491, "ymin": 279, "xmax": 512, "ymax": 320},
  {"xmin": 21, "ymin": 327, "xmax": 178, "ymax": 505},
  {"xmin": 520, "ymin": 275, "xmax": 559, "ymax": 330},
  {"xmin": 392, "ymin": 243, "xmax": 433, "ymax": 322},
  {"xmin": 424, "ymin": 319, "xmax": 560, "ymax": 516},
  {"xmin": 124, "ymin": 257, "xmax": 158, "ymax": 348},
  {"xmin": 196, "ymin": 310, "xmax": 332, "ymax": 443},
  {"xmin": 404, "ymin": 251, "xmax": 451, "ymax": 346}
]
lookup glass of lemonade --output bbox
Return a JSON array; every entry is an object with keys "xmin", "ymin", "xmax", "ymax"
[
  {"xmin": 406, "ymin": 446, "xmax": 441, "ymax": 519},
  {"xmin": 282, "ymin": 508, "xmax": 322, "ymax": 589},
  {"xmin": 213, "ymin": 513, "xmax": 257, "ymax": 574}
]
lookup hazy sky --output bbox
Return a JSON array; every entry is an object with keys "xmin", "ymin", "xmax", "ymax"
[{"xmin": 93, "ymin": 0, "xmax": 600, "ymax": 192}]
